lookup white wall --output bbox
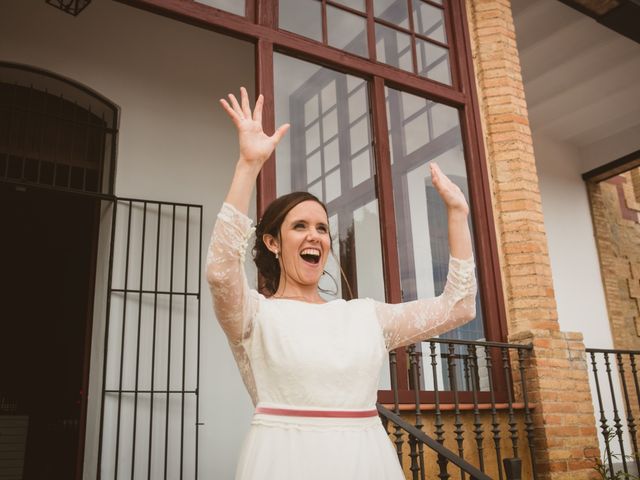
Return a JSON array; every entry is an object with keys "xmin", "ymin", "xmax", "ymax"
[
  {"xmin": 533, "ymin": 131, "xmax": 630, "ymax": 460},
  {"xmin": 1, "ymin": 0, "xmax": 256, "ymax": 478},
  {"xmin": 534, "ymin": 133, "xmax": 610, "ymax": 345}
]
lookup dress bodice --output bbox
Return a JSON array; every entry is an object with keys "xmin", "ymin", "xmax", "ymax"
[
  {"xmin": 206, "ymin": 202, "xmax": 477, "ymax": 408},
  {"xmin": 249, "ymin": 297, "xmax": 386, "ymax": 409}
]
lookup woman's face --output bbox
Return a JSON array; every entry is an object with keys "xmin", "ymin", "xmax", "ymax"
[{"xmin": 269, "ymin": 200, "xmax": 331, "ymax": 289}]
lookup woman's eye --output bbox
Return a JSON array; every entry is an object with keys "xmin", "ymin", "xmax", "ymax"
[
  {"xmin": 317, "ymin": 226, "xmax": 328, "ymax": 233},
  {"xmin": 294, "ymin": 223, "xmax": 305, "ymax": 229}
]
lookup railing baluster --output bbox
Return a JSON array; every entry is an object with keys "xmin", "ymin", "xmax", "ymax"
[
  {"xmin": 447, "ymin": 343, "xmax": 465, "ymax": 480},
  {"xmin": 485, "ymin": 346, "xmax": 504, "ymax": 480},
  {"xmin": 616, "ymin": 353, "xmax": 640, "ymax": 474},
  {"xmin": 148, "ymin": 204, "xmax": 162, "ymax": 480},
  {"xmin": 408, "ymin": 345, "xmax": 420, "ymax": 480},
  {"xmin": 409, "ymin": 345, "xmax": 426, "ymax": 480},
  {"xmin": 604, "ymin": 352, "xmax": 629, "ymax": 474},
  {"xmin": 501, "ymin": 347, "xmax": 519, "ymax": 459},
  {"xmin": 517, "ymin": 348, "xmax": 537, "ymax": 480},
  {"xmin": 131, "ymin": 201, "xmax": 147, "ymax": 480},
  {"xmin": 467, "ymin": 345, "xmax": 485, "ymax": 472},
  {"xmin": 430, "ymin": 341, "xmax": 449, "ymax": 480},
  {"xmin": 591, "ymin": 352, "xmax": 615, "ymax": 477},
  {"xmin": 114, "ymin": 200, "xmax": 134, "ymax": 480},
  {"xmin": 164, "ymin": 205, "xmax": 177, "ymax": 480},
  {"xmin": 630, "ymin": 354, "xmax": 640, "ymax": 471},
  {"xmin": 389, "ymin": 350, "xmax": 405, "ymax": 466}
]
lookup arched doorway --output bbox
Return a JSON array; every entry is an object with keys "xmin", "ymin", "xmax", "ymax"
[{"xmin": 0, "ymin": 62, "xmax": 118, "ymax": 479}]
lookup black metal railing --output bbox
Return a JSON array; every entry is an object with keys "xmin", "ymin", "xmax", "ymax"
[
  {"xmin": 98, "ymin": 197, "xmax": 203, "ymax": 479},
  {"xmin": 587, "ymin": 348, "xmax": 640, "ymax": 478},
  {"xmin": 380, "ymin": 339, "xmax": 536, "ymax": 480}
]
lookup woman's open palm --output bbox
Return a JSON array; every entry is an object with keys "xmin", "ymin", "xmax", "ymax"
[{"xmin": 220, "ymin": 87, "xmax": 290, "ymax": 168}]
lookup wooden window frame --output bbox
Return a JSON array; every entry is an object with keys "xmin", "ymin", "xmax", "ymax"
[{"xmin": 115, "ymin": 0, "xmax": 509, "ymax": 403}]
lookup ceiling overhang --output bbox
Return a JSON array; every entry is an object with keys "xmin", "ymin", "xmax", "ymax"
[{"xmin": 558, "ymin": 0, "xmax": 640, "ymax": 43}]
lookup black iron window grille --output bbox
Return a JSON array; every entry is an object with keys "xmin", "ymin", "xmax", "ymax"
[{"xmin": 0, "ymin": 62, "xmax": 117, "ymax": 196}]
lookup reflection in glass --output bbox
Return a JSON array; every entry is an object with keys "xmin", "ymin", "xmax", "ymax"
[
  {"xmin": 416, "ymin": 39, "xmax": 451, "ymax": 85},
  {"xmin": 375, "ymin": 24, "xmax": 413, "ymax": 72},
  {"xmin": 273, "ymin": 54, "xmax": 385, "ymax": 307},
  {"xmin": 412, "ymin": 0, "xmax": 446, "ymax": 42},
  {"xmin": 279, "ymin": 0, "xmax": 322, "ymax": 42},
  {"xmin": 374, "ymin": 0, "xmax": 409, "ymax": 28},
  {"xmin": 332, "ymin": 0, "xmax": 366, "ymax": 12},
  {"xmin": 193, "ymin": 0, "xmax": 245, "ymax": 16},
  {"xmin": 327, "ymin": 5, "xmax": 369, "ymax": 58},
  {"xmin": 385, "ymin": 87, "xmax": 483, "ymax": 345}
]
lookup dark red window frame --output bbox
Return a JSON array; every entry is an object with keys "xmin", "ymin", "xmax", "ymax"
[{"xmin": 116, "ymin": 0, "xmax": 509, "ymax": 404}]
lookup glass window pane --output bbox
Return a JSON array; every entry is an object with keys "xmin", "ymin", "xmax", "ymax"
[
  {"xmin": 412, "ymin": 0, "xmax": 447, "ymax": 43},
  {"xmin": 274, "ymin": 53, "xmax": 384, "ymax": 303},
  {"xmin": 332, "ymin": 0, "xmax": 366, "ymax": 11},
  {"xmin": 375, "ymin": 24, "xmax": 413, "ymax": 72},
  {"xmin": 279, "ymin": 0, "xmax": 322, "ymax": 42},
  {"xmin": 193, "ymin": 0, "xmax": 245, "ymax": 16},
  {"xmin": 374, "ymin": 0, "xmax": 409, "ymax": 28},
  {"xmin": 327, "ymin": 5, "xmax": 369, "ymax": 58},
  {"xmin": 416, "ymin": 39, "xmax": 451, "ymax": 85},
  {"xmin": 385, "ymin": 86, "xmax": 484, "ymax": 343}
]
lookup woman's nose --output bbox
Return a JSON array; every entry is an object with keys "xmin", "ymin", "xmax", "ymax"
[{"xmin": 307, "ymin": 228, "xmax": 321, "ymax": 240}]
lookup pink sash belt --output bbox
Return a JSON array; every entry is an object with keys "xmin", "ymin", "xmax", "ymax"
[{"xmin": 255, "ymin": 406, "xmax": 378, "ymax": 418}]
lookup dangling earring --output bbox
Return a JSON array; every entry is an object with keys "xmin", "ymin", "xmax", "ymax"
[{"xmin": 275, "ymin": 250, "xmax": 279, "ymax": 259}]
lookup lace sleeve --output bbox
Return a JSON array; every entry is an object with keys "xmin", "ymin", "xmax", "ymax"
[
  {"xmin": 206, "ymin": 202, "xmax": 259, "ymax": 346},
  {"xmin": 375, "ymin": 255, "xmax": 477, "ymax": 351}
]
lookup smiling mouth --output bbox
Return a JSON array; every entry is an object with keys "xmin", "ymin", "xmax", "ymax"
[{"xmin": 300, "ymin": 249, "xmax": 321, "ymax": 265}]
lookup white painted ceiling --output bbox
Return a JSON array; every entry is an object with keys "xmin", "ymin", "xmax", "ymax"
[{"xmin": 511, "ymin": 0, "xmax": 640, "ymax": 171}]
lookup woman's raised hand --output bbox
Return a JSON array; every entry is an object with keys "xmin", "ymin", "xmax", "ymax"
[
  {"xmin": 220, "ymin": 87, "xmax": 290, "ymax": 169},
  {"xmin": 430, "ymin": 162, "xmax": 469, "ymax": 216}
]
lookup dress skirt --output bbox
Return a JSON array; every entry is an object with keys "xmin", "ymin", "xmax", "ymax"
[{"xmin": 234, "ymin": 412, "xmax": 406, "ymax": 480}]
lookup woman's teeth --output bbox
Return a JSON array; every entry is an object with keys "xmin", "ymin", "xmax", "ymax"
[{"xmin": 300, "ymin": 249, "xmax": 321, "ymax": 264}]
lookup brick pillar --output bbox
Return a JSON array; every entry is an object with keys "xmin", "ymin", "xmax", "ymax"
[{"xmin": 465, "ymin": 1, "xmax": 601, "ymax": 478}]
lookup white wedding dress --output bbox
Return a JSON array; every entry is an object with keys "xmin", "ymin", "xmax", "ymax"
[{"xmin": 207, "ymin": 203, "xmax": 477, "ymax": 480}]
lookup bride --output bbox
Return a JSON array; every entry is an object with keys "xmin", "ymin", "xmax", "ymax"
[{"xmin": 207, "ymin": 87, "xmax": 477, "ymax": 479}]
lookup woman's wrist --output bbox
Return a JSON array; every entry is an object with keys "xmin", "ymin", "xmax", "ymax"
[
  {"xmin": 447, "ymin": 205, "xmax": 469, "ymax": 218},
  {"xmin": 236, "ymin": 156, "xmax": 264, "ymax": 176}
]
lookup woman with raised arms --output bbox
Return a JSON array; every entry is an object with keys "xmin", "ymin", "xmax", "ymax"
[{"xmin": 206, "ymin": 87, "xmax": 477, "ymax": 479}]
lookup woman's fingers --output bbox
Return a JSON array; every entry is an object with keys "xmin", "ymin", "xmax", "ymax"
[
  {"xmin": 227, "ymin": 93, "xmax": 244, "ymax": 118},
  {"xmin": 240, "ymin": 87, "xmax": 252, "ymax": 119},
  {"xmin": 219, "ymin": 98, "xmax": 241, "ymax": 126},
  {"xmin": 253, "ymin": 94, "xmax": 264, "ymax": 123},
  {"xmin": 271, "ymin": 123, "xmax": 290, "ymax": 145}
]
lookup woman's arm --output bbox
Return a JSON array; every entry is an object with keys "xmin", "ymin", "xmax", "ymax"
[
  {"xmin": 375, "ymin": 163, "xmax": 477, "ymax": 351},
  {"xmin": 206, "ymin": 87, "xmax": 289, "ymax": 345}
]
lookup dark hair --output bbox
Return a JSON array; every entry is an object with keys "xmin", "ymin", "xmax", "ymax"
[{"xmin": 253, "ymin": 191, "xmax": 329, "ymax": 296}]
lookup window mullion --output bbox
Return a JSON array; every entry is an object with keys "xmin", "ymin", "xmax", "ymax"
[
  {"xmin": 370, "ymin": 76, "xmax": 400, "ymax": 305},
  {"xmin": 365, "ymin": 0, "xmax": 377, "ymax": 61},
  {"xmin": 256, "ymin": 39, "xmax": 277, "ymax": 217},
  {"xmin": 406, "ymin": 0, "xmax": 419, "ymax": 75},
  {"xmin": 370, "ymin": 76, "xmax": 409, "ymax": 391},
  {"xmin": 322, "ymin": 0, "xmax": 328, "ymax": 45},
  {"xmin": 257, "ymin": 0, "xmax": 277, "ymax": 28}
]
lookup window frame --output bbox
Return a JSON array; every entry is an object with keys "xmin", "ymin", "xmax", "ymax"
[{"xmin": 121, "ymin": 0, "xmax": 509, "ymax": 402}]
